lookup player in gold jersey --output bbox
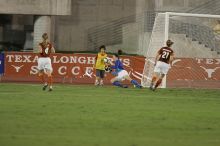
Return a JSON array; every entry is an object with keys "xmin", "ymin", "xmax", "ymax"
[{"xmin": 94, "ymin": 45, "xmax": 107, "ymax": 86}]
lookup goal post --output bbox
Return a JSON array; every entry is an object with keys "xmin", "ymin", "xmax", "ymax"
[{"xmin": 141, "ymin": 12, "xmax": 220, "ymax": 88}]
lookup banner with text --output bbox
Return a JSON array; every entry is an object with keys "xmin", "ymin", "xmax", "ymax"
[
  {"xmin": 3, "ymin": 52, "xmax": 145, "ymax": 84},
  {"xmin": 2, "ymin": 52, "xmax": 220, "ymax": 88}
]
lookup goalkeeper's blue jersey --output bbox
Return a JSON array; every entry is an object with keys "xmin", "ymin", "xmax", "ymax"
[{"xmin": 111, "ymin": 59, "xmax": 124, "ymax": 73}]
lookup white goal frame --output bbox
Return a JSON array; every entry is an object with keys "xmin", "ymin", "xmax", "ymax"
[{"xmin": 145, "ymin": 12, "xmax": 220, "ymax": 88}]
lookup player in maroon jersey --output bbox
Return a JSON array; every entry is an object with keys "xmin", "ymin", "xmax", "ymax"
[
  {"xmin": 37, "ymin": 33, "xmax": 55, "ymax": 91},
  {"xmin": 149, "ymin": 40, "xmax": 174, "ymax": 91}
]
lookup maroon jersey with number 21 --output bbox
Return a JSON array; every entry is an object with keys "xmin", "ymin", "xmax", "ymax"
[{"xmin": 158, "ymin": 47, "xmax": 174, "ymax": 64}]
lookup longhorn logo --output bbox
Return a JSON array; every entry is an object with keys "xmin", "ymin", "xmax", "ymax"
[
  {"xmin": 11, "ymin": 65, "xmax": 24, "ymax": 73},
  {"xmin": 83, "ymin": 69, "xmax": 93, "ymax": 78},
  {"xmin": 200, "ymin": 66, "xmax": 220, "ymax": 78}
]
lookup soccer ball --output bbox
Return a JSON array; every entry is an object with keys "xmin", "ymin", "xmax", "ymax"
[
  {"xmin": 103, "ymin": 58, "xmax": 109, "ymax": 63},
  {"xmin": 105, "ymin": 66, "xmax": 112, "ymax": 72}
]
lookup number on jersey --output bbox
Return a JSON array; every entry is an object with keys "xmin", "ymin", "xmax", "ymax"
[{"xmin": 162, "ymin": 51, "xmax": 169, "ymax": 59}]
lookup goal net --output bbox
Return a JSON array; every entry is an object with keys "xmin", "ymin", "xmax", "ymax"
[{"xmin": 141, "ymin": 12, "xmax": 220, "ymax": 88}]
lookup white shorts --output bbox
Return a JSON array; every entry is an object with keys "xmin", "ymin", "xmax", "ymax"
[
  {"xmin": 154, "ymin": 61, "xmax": 170, "ymax": 74},
  {"xmin": 116, "ymin": 70, "xmax": 129, "ymax": 81},
  {"xmin": 37, "ymin": 57, "xmax": 53, "ymax": 72}
]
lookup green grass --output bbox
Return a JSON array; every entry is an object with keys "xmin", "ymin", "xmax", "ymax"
[{"xmin": 0, "ymin": 83, "xmax": 220, "ymax": 146}]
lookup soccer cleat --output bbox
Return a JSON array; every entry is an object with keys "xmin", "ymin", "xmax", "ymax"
[
  {"xmin": 149, "ymin": 82, "xmax": 155, "ymax": 90},
  {"xmin": 131, "ymin": 80, "xmax": 142, "ymax": 89},
  {"xmin": 135, "ymin": 85, "xmax": 143, "ymax": 89},
  {"xmin": 149, "ymin": 86, "xmax": 156, "ymax": 91},
  {"xmin": 48, "ymin": 88, "xmax": 53, "ymax": 92},
  {"xmin": 100, "ymin": 80, "xmax": 104, "ymax": 86},
  {"xmin": 149, "ymin": 85, "xmax": 153, "ymax": 90},
  {"xmin": 42, "ymin": 84, "xmax": 48, "ymax": 91},
  {"xmin": 94, "ymin": 80, "xmax": 99, "ymax": 86}
]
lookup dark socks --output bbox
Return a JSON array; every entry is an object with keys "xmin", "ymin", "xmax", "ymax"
[
  {"xmin": 155, "ymin": 79, "xmax": 162, "ymax": 89},
  {"xmin": 113, "ymin": 81, "xmax": 123, "ymax": 87},
  {"xmin": 131, "ymin": 80, "xmax": 142, "ymax": 88}
]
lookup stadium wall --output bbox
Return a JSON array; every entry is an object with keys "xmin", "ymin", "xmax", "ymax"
[
  {"xmin": 1, "ymin": 52, "xmax": 220, "ymax": 89},
  {"xmin": 0, "ymin": 0, "xmax": 71, "ymax": 15}
]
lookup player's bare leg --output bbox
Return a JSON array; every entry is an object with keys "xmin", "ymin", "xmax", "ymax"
[
  {"xmin": 100, "ymin": 79, "xmax": 104, "ymax": 86},
  {"xmin": 48, "ymin": 75, "xmax": 53, "ymax": 91},
  {"xmin": 45, "ymin": 70, "xmax": 53, "ymax": 91},
  {"xmin": 38, "ymin": 70, "xmax": 48, "ymax": 91},
  {"xmin": 153, "ymin": 74, "xmax": 165, "ymax": 91},
  {"xmin": 39, "ymin": 72, "xmax": 45, "ymax": 84},
  {"xmin": 150, "ymin": 73, "xmax": 159, "ymax": 90},
  {"xmin": 95, "ymin": 77, "xmax": 100, "ymax": 86}
]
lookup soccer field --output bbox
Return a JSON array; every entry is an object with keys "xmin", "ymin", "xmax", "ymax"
[{"xmin": 0, "ymin": 83, "xmax": 220, "ymax": 146}]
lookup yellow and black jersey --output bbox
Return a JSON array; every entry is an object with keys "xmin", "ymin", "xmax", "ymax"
[{"xmin": 95, "ymin": 53, "xmax": 107, "ymax": 70}]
